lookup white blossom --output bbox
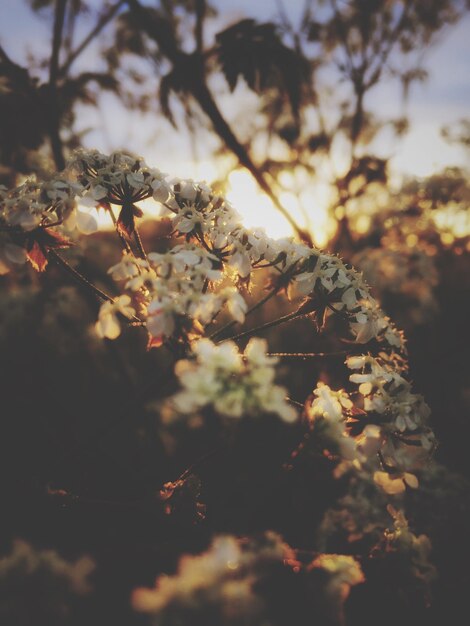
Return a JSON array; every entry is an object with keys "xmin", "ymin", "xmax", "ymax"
[
  {"xmin": 95, "ymin": 295, "xmax": 135, "ymax": 339},
  {"xmin": 170, "ymin": 338, "xmax": 297, "ymax": 423}
]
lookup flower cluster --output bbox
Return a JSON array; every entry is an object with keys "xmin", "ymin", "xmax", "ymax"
[
  {"xmin": 347, "ymin": 355, "xmax": 431, "ymax": 435},
  {"xmin": 0, "ymin": 150, "xmax": 443, "ymax": 620},
  {"xmin": 132, "ymin": 532, "xmax": 296, "ymax": 624},
  {"xmin": 307, "ymin": 383, "xmax": 358, "ymax": 461},
  {"xmin": 101, "ymin": 244, "xmax": 246, "ymax": 345},
  {"xmin": 132, "ymin": 531, "xmax": 364, "ymax": 626},
  {"xmin": 306, "ymin": 355, "xmax": 434, "ymax": 495},
  {"xmin": 0, "ymin": 541, "xmax": 94, "ymax": 625},
  {"xmin": 0, "ymin": 178, "xmax": 78, "ymax": 272},
  {"xmin": 383, "ymin": 506, "xmax": 437, "ymax": 587},
  {"xmin": 96, "ymin": 186, "xmax": 406, "ymax": 350},
  {"xmin": 310, "ymin": 553, "xmax": 364, "ymax": 605},
  {"xmin": 0, "ymin": 150, "xmax": 434, "ymax": 495},
  {"xmin": 169, "ymin": 338, "xmax": 297, "ymax": 422},
  {"xmin": 0, "ymin": 178, "xmax": 77, "ymax": 232},
  {"xmin": 69, "ymin": 149, "xmax": 171, "ymax": 236},
  {"xmin": 1, "ymin": 150, "xmax": 406, "ymax": 355}
]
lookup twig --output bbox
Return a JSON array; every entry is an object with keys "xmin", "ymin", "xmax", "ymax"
[
  {"xmin": 125, "ymin": 0, "xmax": 312, "ymax": 246},
  {"xmin": 209, "ymin": 286, "xmax": 280, "ymax": 340},
  {"xmin": 48, "ymin": 248, "xmax": 114, "ymax": 302},
  {"xmin": 221, "ymin": 310, "xmax": 312, "ymax": 344},
  {"xmin": 59, "ymin": 0, "xmax": 126, "ymax": 77},
  {"xmin": 48, "ymin": 0, "xmax": 68, "ymax": 170},
  {"xmin": 49, "ymin": 0, "xmax": 67, "ymax": 85},
  {"xmin": 268, "ymin": 350, "xmax": 348, "ymax": 358},
  {"xmin": 194, "ymin": 0, "xmax": 206, "ymax": 55},
  {"xmin": 108, "ymin": 203, "xmax": 136, "ymax": 256},
  {"xmin": 134, "ymin": 225, "xmax": 148, "ymax": 261}
]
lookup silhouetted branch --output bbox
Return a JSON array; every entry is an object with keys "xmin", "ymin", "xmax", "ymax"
[
  {"xmin": 195, "ymin": 0, "xmax": 206, "ymax": 55},
  {"xmin": 48, "ymin": 0, "xmax": 67, "ymax": 170},
  {"xmin": 59, "ymin": 0, "xmax": 126, "ymax": 77},
  {"xmin": 125, "ymin": 0, "xmax": 313, "ymax": 245}
]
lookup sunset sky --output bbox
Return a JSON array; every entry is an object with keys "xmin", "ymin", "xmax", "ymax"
[{"xmin": 1, "ymin": 0, "xmax": 469, "ymax": 239}]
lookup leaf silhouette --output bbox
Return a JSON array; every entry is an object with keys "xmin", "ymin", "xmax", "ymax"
[{"xmin": 215, "ymin": 19, "xmax": 310, "ymax": 119}]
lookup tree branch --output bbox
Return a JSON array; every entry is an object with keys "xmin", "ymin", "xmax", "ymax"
[
  {"xmin": 220, "ymin": 310, "xmax": 312, "ymax": 344},
  {"xmin": 59, "ymin": 0, "xmax": 126, "ymax": 77},
  {"xmin": 125, "ymin": 0, "xmax": 313, "ymax": 246},
  {"xmin": 194, "ymin": 0, "xmax": 206, "ymax": 55},
  {"xmin": 48, "ymin": 0, "xmax": 67, "ymax": 171}
]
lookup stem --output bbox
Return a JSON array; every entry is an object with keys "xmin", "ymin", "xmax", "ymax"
[
  {"xmin": 268, "ymin": 351, "xmax": 348, "ymax": 358},
  {"xmin": 194, "ymin": 0, "xmax": 206, "ymax": 55},
  {"xmin": 109, "ymin": 204, "xmax": 134, "ymax": 251},
  {"xmin": 48, "ymin": 0, "xmax": 68, "ymax": 171},
  {"xmin": 194, "ymin": 81, "xmax": 312, "ymax": 244},
  {"xmin": 49, "ymin": 0, "xmax": 67, "ymax": 83},
  {"xmin": 179, "ymin": 446, "xmax": 221, "ymax": 482},
  {"xmin": 286, "ymin": 397, "xmax": 305, "ymax": 409},
  {"xmin": 59, "ymin": 0, "xmax": 126, "ymax": 77},
  {"xmin": 125, "ymin": 0, "xmax": 312, "ymax": 246},
  {"xmin": 134, "ymin": 225, "xmax": 148, "ymax": 261},
  {"xmin": 48, "ymin": 248, "xmax": 114, "ymax": 302},
  {"xmin": 221, "ymin": 310, "xmax": 312, "ymax": 344},
  {"xmin": 209, "ymin": 286, "xmax": 280, "ymax": 340}
]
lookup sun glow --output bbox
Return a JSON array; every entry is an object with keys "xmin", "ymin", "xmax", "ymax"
[
  {"xmin": 226, "ymin": 169, "xmax": 335, "ymax": 247},
  {"xmin": 84, "ymin": 164, "xmax": 335, "ymax": 247},
  {"xmin": 226, "ymin": 170, "xmax": 294, "ymax": 240}
]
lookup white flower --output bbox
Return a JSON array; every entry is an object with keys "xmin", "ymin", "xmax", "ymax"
[
  {"xmin": 108, "ymin": 255, "xmax": 142, "ymax": 281},
  {"xmin": 76, "ymin": 210, "xmax": 98, "ymax": 234},
  {"xmin": 222, "ymin": 288, "xmax": 247, "ymax": 323},
  {"xmin": 151, "ymin": 179, "xmax": 170, "ymax": 203},
  {"xmin": 147, "ymin": 298, "xmax": 177, "ymax": 340},
  {"xmin": 341, "ymin": 287, "xmax": 357, "ymax": 309},
  {"xmin": 290, "ymin": 270, "xmax": 320, "ymax": 297},
  {"xmin": 373, "ymin": 470, "xmax": 418, "ymax": 495},
  {"xmin": 228, "ymin": 246, "xmax": 252, "ymax": 278},
  {"xmin": 308, "ymin": 384, "xmax": 357, "ymax": 460},
  {"xmin": 169, "ymin": 339, "xmax": 297, "ymax": 423},
  {"xmin": 95, "ymin": 295, "xmax": 135, "ymax": 339},
  {"xmin": 174, "ymin": 206, "xmax": 205, "ymax": 234},
  {"xmin": 309, "ymin": 383, "xmax": 352, "ymax": 422},
  {"xmin": 178, "ymin": 180, "xmax": 198, "ymax": 204},
  {"xmin": 126, "ymin": 171, "xmax": 145, "ymax": 189},
  {"xmin": 351, "ymin": 311, "xmax": 380, "ymax": 343},
  {"xmin": 91, "ymin": 184, "xmax": 108, "ymax": 200}
]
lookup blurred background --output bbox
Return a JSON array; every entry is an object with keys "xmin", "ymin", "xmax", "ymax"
[{"xmin": 1, "ymin": 0, "xmax": 470, "ymax": 243}]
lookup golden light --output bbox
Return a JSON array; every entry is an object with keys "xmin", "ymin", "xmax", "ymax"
[
  {"xmin": 299, "ymin": 184, "xmax": 335, "ymax": 248},
  {"xmin": 86, "ymin": 205, "xmax": 113, "ymax": 230},
  {"xmin": 226, "ymin": 170, "xmax": 294, "ymax": 240},
  {"xmin": 433, "ymin": 203, "xmax": 470, "ymax": 238},
  {"xmin": 82, "ymin": 163, "xmax": 338, "ymax": 248},
  {"xmin": 78, "ymin": 196, "xmax": 164, "ymax": 232},
  {"xmin": 227, "ymin": 169, "xmax": 335, "ymax": 247}
]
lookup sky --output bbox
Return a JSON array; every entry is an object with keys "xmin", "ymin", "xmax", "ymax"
[
  {"xmin": 0, "ymin": 0, "xmax": 469, "ymax": 239},
  {"xmin": 1, "ymin": 0, "xmax": 469, "ymax": 175}
]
